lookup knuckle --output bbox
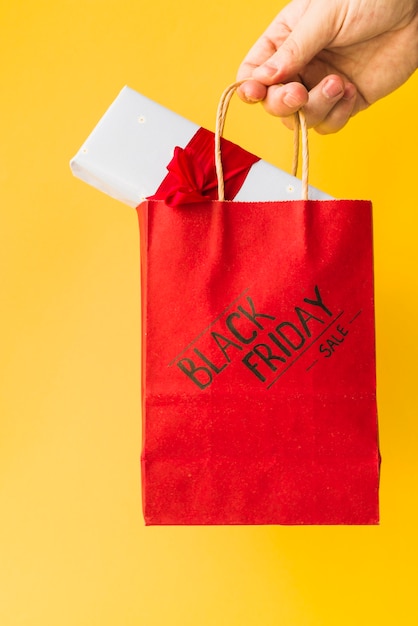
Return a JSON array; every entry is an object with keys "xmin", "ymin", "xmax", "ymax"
[{"xmin": 281, "ymin": 36, "xmax": 303, "ymax": 64}]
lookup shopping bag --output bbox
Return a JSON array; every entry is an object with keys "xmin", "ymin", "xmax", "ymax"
[{"xmin": 137, "ymin": 82, "xmax": 380, "ymax": 526}]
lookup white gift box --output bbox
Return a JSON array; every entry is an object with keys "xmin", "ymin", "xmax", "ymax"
[{"xmin": 70, "ymin": 86, "xmax": 331, "ymax": 207}]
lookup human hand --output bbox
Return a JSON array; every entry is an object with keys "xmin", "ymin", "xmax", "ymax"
[{"xmin": 237, "ymin": 0, "xmax": 418, "ymax": 133}]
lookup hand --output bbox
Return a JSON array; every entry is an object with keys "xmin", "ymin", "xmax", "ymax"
[{"xmin": 237, "ymin": 0, "xmax": 418, "ymax": 133}]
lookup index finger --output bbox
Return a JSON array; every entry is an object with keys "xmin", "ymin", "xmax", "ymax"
[{"xmin": 236, "ymin": 35, "xmax": 279, "ymax": 102}]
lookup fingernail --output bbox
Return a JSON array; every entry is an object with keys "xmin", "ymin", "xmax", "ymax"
[
  {"xmin": 256, "ymin": 63, "xmax": 279, "ymax": 79},
  {"xmin": 242, "ymin": 87, "xmax": 261, "ymax": 103},
  {"xmin": 283, "ymin": 91, "xmax": 301, "ymax": 108},
  {"xmin": 323, "ymin": 78, "xmax": 344, "ymax": 99}
]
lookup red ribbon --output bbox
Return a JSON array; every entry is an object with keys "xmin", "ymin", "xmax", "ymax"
[{"xmin": 147, "ymin": 127, "xmax": 260, "ymax": 207}]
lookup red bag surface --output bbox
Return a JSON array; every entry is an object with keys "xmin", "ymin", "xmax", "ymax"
[{"xmin": 137, "ymin": 87, "xmax": 380, "ymax": 526}]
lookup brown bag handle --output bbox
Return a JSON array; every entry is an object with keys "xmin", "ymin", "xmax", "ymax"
[{"xmin": 215, "ymin": 80, "xmax": 309, "ymax": 201}]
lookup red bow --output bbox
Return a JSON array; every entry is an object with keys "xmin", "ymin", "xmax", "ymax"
[{"xmin": 148, "ymin": 127, "xmax": 260, "ymax": 207}]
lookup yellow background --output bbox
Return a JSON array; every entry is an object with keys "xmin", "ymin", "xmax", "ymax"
[{"xmin": 1, "ymin": 1, "xmax": 417, "ymax": 624}]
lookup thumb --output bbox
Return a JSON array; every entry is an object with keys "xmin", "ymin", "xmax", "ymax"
[{"xmin": 253, "ymin": 2, "xmax": 341, "ymax": 83}]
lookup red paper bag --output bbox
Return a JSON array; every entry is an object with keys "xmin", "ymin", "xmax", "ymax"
[{"xmin": 137, "ymin": 84, "xmax": 380, "ymax": 525}]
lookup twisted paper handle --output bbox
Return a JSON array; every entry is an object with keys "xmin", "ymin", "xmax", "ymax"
[{"xmin": 215, "ymin": 80, "xmax": 309, "ymax": 201}]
